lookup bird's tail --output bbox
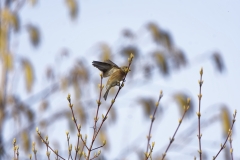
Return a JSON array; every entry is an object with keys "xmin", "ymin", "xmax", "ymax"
[{"xmin": 103, "ymin": 88, "xmax": 110, "ymax": 100}]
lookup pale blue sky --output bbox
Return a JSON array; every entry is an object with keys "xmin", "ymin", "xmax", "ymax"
[{"xmin": 5, "ymin": 0, "xmax": 240, "ymax": 159}]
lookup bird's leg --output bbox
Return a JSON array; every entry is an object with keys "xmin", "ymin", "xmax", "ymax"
[{"xmin": 116, "ymin": 81, "xmax": 120, "ymax": 86}]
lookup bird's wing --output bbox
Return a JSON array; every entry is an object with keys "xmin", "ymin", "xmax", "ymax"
[
  {"xmin": 104, "ymin": 59, "xmax": 120, "ymax": 68},
  {"xmin": 92, "ymin": 61, "xmax": 113, "ymax": 72}
]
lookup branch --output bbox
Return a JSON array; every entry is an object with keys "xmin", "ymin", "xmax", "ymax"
[
  {"xmin": 213, "ymin": 110, "xmax": 237, "ymax": 160},
  {"xmin": 197, "ymin": 67, "xmax": 203, "ymax": 160},
  {"xmin": 93, "ymin": 74, "xmax": 104, "ymax": 135},
  {"xmin": 145, "ymin": 90, "xmax": 163, "ymax": 160},
  {"xmin": 36, "ymin": 128, "xmax": 65, "ymax": 160},
  {"xmin": 161, "ymin": 100, "xmax": 190, "ymax": 160},
  {"xmin": 87, "ymin": 54, "xmax": 134, "ymax": 160},
  {"xmin": 229, "ymin": 133, "xmax": 234, "ymax": 160},
  {"xmin": 66, "ymin": 95, "xmax": 89, "ymax": 159}
]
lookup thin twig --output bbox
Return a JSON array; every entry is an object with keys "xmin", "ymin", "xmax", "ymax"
[
  {"xmin": 229, "ymin": 134, "xmax": 234, "ymax": 160},
  {"xmin": 161, "ymin": 101, "xmax": 190, "ymax": 160},
  {"xmin": 213, "ymin": 110, "xmax": 237, "ymax": 160},
  {"xmin": 13, "ymin": 138, "xmax": 16, "ymax": 160},
  {"xmin": 91, "ymin": 144, "xmax": 105, "ymax": 151},
  {"xmin": 46, "ymin": 139, "xmax": 50, "ymax": 160},
  {"xmin": 66, "ymin": 132, "xmax": 73, "ymax": 160},
  {"xmin": 78, "ymin": 144, "xmax": 85, "ymax": 160},
  {"xmin": 32, "ymin": 142, "xmax": 37, "ymax": 160},
  {"xmin": 86, "ymin": 54, "xmax": 134, "ymax": 160},
  {"xmin": 93, "ymin": 75, "xmax": 104, "ymax": 135},
  {"xmin": 145, "ymin": 91, "xmax": 163, "ymax": 160},
  {"xmin": 36, "ymin": 129, "xmax": 65, "ymax": 160},
  {"xmin": 67, "ymin": 95, "xmax": 89, "ymax": 159},
  {"xmin": 197, "ymin": 68, "xmax": 203, "ymax": 160}
]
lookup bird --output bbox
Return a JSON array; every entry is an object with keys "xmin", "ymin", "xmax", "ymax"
[
  {"xmin": 103, "ymin": 66, "xmax": 129, "ymax": 100},
  {"xmin": 92, "ymin": 60, "xmax": 124, "ymax": 77},
  {"xmin": 92, "ymin": 60, "xmax": 129, "ymax": 100}
]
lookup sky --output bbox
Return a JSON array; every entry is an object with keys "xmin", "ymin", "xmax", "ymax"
[{"xmin": 4, "ymin": 0, "xmax": 240, "ymax": 159}]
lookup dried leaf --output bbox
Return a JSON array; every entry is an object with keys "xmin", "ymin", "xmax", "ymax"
[
  {"xmin": 174, "ymin": 93, "xmax": 193, "ymax": 116},
  {"xmin": 173, "ymin": 49, "xmax": 187, "ymax": 68},
  {"xmin": 143, "ymin": 64, "xmax": 153, "ymax": 78},
  {"xmin": 153, "ymin": 51, "xmax": 169, "ymax": 75},
  {"xmin": 27, "ymin": 25, "xmax": 40, "ymax": 47},
  {"xmin": 65, "ymin": 0, "xmax": 78, "ymax": 19},
  {"xmin": 212, "ymin": 52, "xmax": 225, "ymax": 73},
  {"xmin": 22, "ymin": 59, "xmax": 34, "ymax": 92},
  {"xmin": 2, "ymin": 52, "xmax": 13, "ymax": 70},
  {"xmin": 26, "ymin": 109, "xmax": 34, "ymax": 121},
  {"xmin": 45, "ymin": 67, "xmax": 55, "ymax": 80},
  {"xmin": 161, "ymin": 31, "xmax": 172, "ymax": 50},
  {"xmin": 21, "ymin": 131, "xmax": 30, "ymax": 153},
  {"xmin": 139, "ymin": 98, "xmax": 155, "ymax": 118},
  {"xmin": 0, "ymin": 8, "xmax": 20, "ymax": 32},
  {"xmin": 61, "ymin": 76, "xmax": 68, "ymax": 91},
  {"xmin": 76, "ymin": 103, "xmax": 87, "ymax": 125},
  {"xmin": 73, "ymin": 79, "xmax": 81, "ymax": 98},
  {"xmin": 0, "ymin": 23, "xmax": 8, "ymax": 51},
  {"xmin": 98, "ymin": 131, "xmax": 109, "ymax": 150},
  {"xmin": 147, "ymin": 22, "xmax": 162, "ymax": 42},
  {"xmin": 11, "ymin": 13, "xmax": 20, "ymax": 32},
  {"xmin": 122, "ymin": 29, "xmax": 135, "ymax": 39},
  {"xmin": 121, "ymin": 46, "xmax": 138, "ymax": 58},
  {"xmin": 39, "ymin": 100, "xmax": 49, "ymax": 112}
]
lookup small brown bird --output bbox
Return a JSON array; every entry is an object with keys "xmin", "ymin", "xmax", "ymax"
[
  {"xmin": 92, "ymin": 60, "xmax": 121, "ymax": 77},
  {"xmin": 103, "ymin": 66, "xmax": 129, "ymax": 100},
  {"xmin": 92, "ymin": 60, "xmax": 129, "ymax": 100}
]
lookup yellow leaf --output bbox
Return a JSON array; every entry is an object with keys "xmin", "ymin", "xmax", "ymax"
[
  {"xmin": 0, "ymin": 8, "xmax": 19, "ymax": 32},
  {"xmin": 21, "ymin": 131, "xmax": 30, "ymax": 153},
  {"xmin": 66, "ymin": 0, "xmax": 78, "ymax": 19},
  {"xmin": 22, "ymin": 60, "xmax": 34, "ymax": 92},
  {"xmin": 221, "ymin": 107, "xmax": 231, "ymax": 136},
  {"xmin": 2, "ymin": 52, "xmax": 13, "ymax": 70},
  {"xmin": 0, "ymin": 25, "xmax": 8, "ymax": 51},
  {"xmin": 1, "ymin": 8, "xmax": 11, "ymax": 22},
  {"xmin": 98, "ymin": 131, "xmax": 109, "ymax": 150},
  {"xmin": 174, "ymin": 93, "xmax": 193, "ymax": 116}
]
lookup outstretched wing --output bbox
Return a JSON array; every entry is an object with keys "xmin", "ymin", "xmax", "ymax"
[
  {"xmin": 104, "ymin": 59, "xmax": 120, "ymax": 68},
  {"xmin": 92, "ymin": 61, "xmax": 113, "ymax": 72}
]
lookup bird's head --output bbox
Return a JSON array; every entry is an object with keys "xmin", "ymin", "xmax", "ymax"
[{"xmin": 121, "ymin": 66, "xmax": 131, "ymax": 73}]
